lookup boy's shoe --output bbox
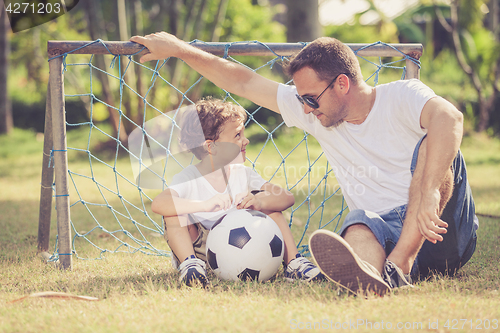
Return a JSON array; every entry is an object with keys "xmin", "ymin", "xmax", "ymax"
[
  {"xmin": 171, "ymin": 255, "xmax": 179, "ymax": 270},
  {"xmin": 382, "ymin": 259, "xmax": 412, "ymax": 289},
  {"xmin": 309, "ymin": 229, "xmax": 390, "ymax": 296},
  {"xmin": 284, "ymin": 253, "xmax": 325, "ymax": 282},
  {"xmin": 178, "ymin": 255, "xmax": 208, "ymax": 287}
]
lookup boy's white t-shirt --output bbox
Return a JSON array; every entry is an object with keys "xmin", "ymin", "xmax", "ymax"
[
  {"xmin": 277, "ymin": 79, "xmax": 436, "ymax": 214},
  {"xmin": 168, "ymin": 163, "xmax": 267, "ymax": 229}
]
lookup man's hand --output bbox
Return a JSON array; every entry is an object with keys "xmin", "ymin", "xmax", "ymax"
[
  {"xmin": 416, "ymin": 188, "xmax": 448, "ymax": 243},
  {"xmin": 130, "ymin": 32, "xmax": 185, "ymax": 63}
]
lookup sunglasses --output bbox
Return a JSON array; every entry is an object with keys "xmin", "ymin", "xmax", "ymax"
[{"xmin": 295, "ymin": 74, "xmax": 344, "ymax": 109}]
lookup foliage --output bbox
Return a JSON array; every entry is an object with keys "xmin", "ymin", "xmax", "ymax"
[
  {"xmin": 5, "ymin": 0, "xmax": 500, "ymax": 134},
  {"xmin": 326, "ymin": 0, "xmax": 500, "ymax": 134},
  {"xmin": 7, "ymin": 0, "xmax": 286, "ymax": 133},
  {"xmin": 221, "ymin": 0, "xmax": 286, "ymax": 43}
]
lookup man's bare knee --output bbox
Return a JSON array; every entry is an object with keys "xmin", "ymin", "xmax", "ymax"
[{"xmin": 343, "ymin": 223, "xmax": 373, "ymax": 238}]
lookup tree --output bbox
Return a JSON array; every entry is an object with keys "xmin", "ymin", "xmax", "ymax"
[
  {"xmin": 0, "ymin": 2, "xmax": 13, "ymax": 135},
  {"xmin": 84, "ymin": 0, "xmax": 128, "ymax": 144},
  {"xmin": 435, "ymin": 0, "xmax": 500, "ymax": 132},
  {"xmin": 286, "ymin": 0, "xmax": 321, "ymax": 42}
]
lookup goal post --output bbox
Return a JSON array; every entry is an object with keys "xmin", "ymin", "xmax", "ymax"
[{"xmin": 39, "ymin": 39, "xmax": 422, "ymax": 270}]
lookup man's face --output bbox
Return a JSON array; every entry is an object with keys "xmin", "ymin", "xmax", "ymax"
[{"xmin": 293, "ymin": 67, "xmax": 348, "ymax": 128}]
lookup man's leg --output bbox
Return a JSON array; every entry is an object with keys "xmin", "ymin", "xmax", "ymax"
[
  {"xmin": 387, "ymin": 137, "xmax": 454, "ymax": 275},
  {"xmin": 414, "ymin": 149, "xmax": 478, "ymax": 278},
  {"xmin": 310, "ymin": 208, "xmax": 402, "ymax": 295},
  {"xmin": 343, "ymin": 224, "xmax": 386, "ymax": 274}
]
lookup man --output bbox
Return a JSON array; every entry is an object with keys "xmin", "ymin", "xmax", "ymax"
[{"xmin": 130, "ymin": 32, "xmax": 478, "ymax": 295}]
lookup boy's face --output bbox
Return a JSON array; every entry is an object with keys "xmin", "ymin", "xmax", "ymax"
[{"xmin": 214, "ymin": 118, "xmax": 249, "ymax": 164}]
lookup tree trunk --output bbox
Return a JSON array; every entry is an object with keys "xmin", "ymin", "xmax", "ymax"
[
  {"xmin": 186, "ymin": 0, "xmax": 229, "ymax": 102},
  {"xmin": 117, "ymin": 0, "xmax": 136, "ymax": 134},
  {"xmin": 435, "ymin": 0, "xmax": 489, "ymax": 131},
  {"xmin": 131, "ymin": 0, "xmax": 145, "ymax": 126},
  {"xmin": 84, "ymin": 0, "xmax": 128, "ymax": 143},
  {"xmin": 210, "ymin": 0, "xmax": 229, "ymax": 43},
  {"xmin": 168, "ymin": 0, "xmax": 179, "ymax": 35},
  {"xmin": 0, "ymin": 1, "xmax": 13, "ymax": 134},
  {"xmin": 286, "ymin": 0, "xmax": 321, "ymax": 43}
]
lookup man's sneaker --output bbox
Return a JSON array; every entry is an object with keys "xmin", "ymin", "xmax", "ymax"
[
  {"xmin": 382, "ymin": 259, "xmax": 412, "ymax": 289},
  {"xmin": 284, "ymin": 253, "xmax": 324, "ymax": 282},
  {"xmin": 309, "ymin": 230, "xmax": 390, "ymax": 296},
  {"xmin": 178, "ymin": 255, "xmax": 208, "ymax": 287}
]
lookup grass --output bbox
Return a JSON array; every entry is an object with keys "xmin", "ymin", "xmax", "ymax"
[{"xmin": 1, "ymin": 128, "xmax": 500, "ymax": 333}]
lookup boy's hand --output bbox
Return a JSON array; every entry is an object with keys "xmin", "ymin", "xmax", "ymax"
[
  {"xmin": 203, "ymin": 193, "xmax": 232, "ymax": 212},
  {"xmin": 234, "ymin": 191, "xmax": 249, "ymax": 207},
  {"xmin": 236, "ymin": 192, "xmax": 264, "ymax": 211}
]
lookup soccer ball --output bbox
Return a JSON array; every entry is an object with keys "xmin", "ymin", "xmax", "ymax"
[{"xmin": 206, "ymin": 209, "xmax": 284, "ymax": 282}]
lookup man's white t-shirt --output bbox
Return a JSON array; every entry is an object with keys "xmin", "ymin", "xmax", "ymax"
[
  {"xmin": 168, "ymin": 163, "xmax": 267, "ymax": 229},
  {"xmin": 277, "ymin": 79, "xmax": 436, "ymax": 214}
]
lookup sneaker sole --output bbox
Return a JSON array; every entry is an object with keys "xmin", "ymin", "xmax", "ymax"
[{"xmin": 309, "ymin": 230, "xmax": 390, "ymax": 296}]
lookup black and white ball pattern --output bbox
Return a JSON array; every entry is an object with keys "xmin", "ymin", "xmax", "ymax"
[{"xmin": 206, "ymin": 209, "xmax": 284, "ymax": 282}]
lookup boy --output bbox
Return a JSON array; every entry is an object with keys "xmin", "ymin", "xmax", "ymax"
[{"xmin": 151, "ymin": 98, "xmax": 323, "ymax": 286}]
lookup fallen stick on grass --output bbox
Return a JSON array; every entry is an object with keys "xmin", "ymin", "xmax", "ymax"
[{"xmin": 8, "ymin": 291, "xmax": 99, "ymax": 303}]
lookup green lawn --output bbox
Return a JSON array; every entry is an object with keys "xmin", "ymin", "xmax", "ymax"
[{"xmin": 0, "ymin": 128, "xmax": 499, "ymax": 333}]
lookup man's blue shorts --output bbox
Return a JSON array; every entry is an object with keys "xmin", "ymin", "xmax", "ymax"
[{"xmin": 338, "ymin": 135, "xmax": 478, "ymax": 278}]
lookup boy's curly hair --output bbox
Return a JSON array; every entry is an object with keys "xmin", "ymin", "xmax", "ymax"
[{"xmin": 179, "ymin": 98, "xmax": 247, "ymax": 160}]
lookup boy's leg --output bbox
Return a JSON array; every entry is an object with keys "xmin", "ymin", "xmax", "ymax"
[
  {"xmin": 265, "ymin": 211, "xmax": 298, "ymax": 265},
  {"xmin": 164, "ymin": 215, "xmax": 208, "ymax": 286},
  {"xmin": 164, "ymin": 215, "xmax": 197, "ymax": 265},
  {"xmin": 266, "ymin": 211, "xmax": 323, "ymax": 281},
  {"xmin": 191, "ymin": 222, "xmax": 210, "ymax": 263}
]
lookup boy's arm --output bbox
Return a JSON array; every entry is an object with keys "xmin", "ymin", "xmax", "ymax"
[
  {"xmin": 236, "ymin": 182, "xmax": 294, "ymax": 212},
  {"xmin": 151, "ymin": 189, "xmax": 232, "ymax": 217},
  {"xmin": 130, "ymin": 32, "xmax": 280, "ymax": 113}
]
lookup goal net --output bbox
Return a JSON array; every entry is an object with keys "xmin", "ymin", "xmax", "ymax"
[{"xmin": 39, "ymin": 39, "xmax": 421, "ymax": 269}]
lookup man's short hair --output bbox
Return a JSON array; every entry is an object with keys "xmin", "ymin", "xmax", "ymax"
[{"xmin": 284, "ymin": 37, "xmax": 363, "ymax": 84}]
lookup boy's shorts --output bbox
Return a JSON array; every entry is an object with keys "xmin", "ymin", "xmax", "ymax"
[
  {"xmin": 338, "ymin": 135, "xmax": 479, "ymax": 278},
  {"xmin": 164, "ymin": 215, "xmax": 210, "ymax": 268}
]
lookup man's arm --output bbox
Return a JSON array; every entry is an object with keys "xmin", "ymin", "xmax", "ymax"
[
  {"xmin": 416, "ymin": 96, "xmax": 464, "ymax": 243},
  {"xmin": 130, "ymin": 32, "xmax": 280, "ymax": 113}
]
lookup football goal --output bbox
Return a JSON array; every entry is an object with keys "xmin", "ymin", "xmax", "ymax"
[{"xmin": 38, "ymin": 38, "xmax": 422, "ymax": 270}]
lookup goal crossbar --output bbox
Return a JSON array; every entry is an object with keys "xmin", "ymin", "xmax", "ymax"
[{"xmin": 47, "ymin": 40, "xmax": 423, "ymax": 58}]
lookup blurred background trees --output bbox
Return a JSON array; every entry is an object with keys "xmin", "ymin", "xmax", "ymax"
[{"xmin": 1, "ymin": 0, "xmax": 500, "ymax": 136}]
